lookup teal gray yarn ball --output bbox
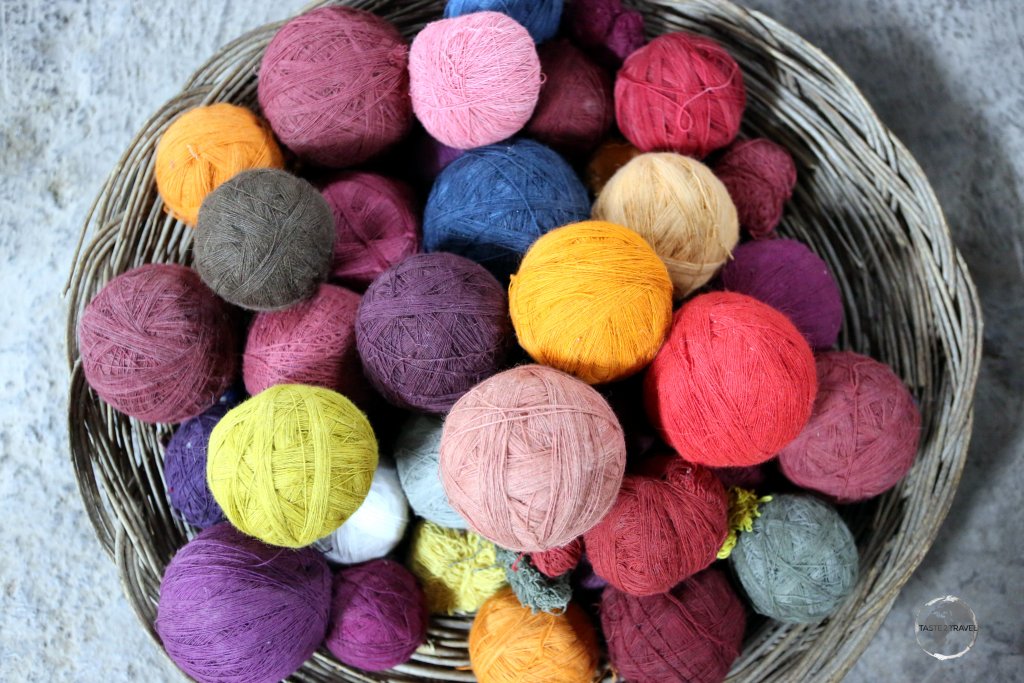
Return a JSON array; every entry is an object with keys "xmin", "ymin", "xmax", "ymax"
[
  {"xmin": 496, "ymin": 547, "xmax": 572, "ymax": 614},
  {"xmin": 730, "ymin": 494, "xmax": 858, "ymax": 624},
  {"xmin": 394, "ymin": 415, "xmax": 467, "ymax": 529}
]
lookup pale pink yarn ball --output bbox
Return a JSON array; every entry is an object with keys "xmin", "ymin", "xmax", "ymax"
[{"xmin": 409, "ymin": 12, "xmax": 541, "ymax": 150}]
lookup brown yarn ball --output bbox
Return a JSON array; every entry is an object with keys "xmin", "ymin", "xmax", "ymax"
[{"xmin": 585, "ymin": 138, "xmax": 641, "ymax": 194}]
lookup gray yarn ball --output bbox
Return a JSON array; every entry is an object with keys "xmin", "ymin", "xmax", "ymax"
[
  {"xmin": 731, "ymin": 494, "xmax": 858, "ymax": 624},
  {"xmin": 496, "ymin": 547, "xmax": 572, "ymax": 615},
  {"xmin": 394, "ymin": 415, "xmax": 468, "ymax": 529},
  {"xmin": 195, "ymin": 168, "xmax": 334, "ymax": 311}
]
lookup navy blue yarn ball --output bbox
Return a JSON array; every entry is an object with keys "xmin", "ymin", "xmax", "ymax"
[{"xmin": 443, "ymin": 0, "xmax": 564, "ymax": 43}]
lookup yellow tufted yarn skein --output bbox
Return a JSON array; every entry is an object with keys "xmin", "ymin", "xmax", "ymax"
[{"xmin": 407, "ymin": 521, "xmax": 507, "ymax": 615}]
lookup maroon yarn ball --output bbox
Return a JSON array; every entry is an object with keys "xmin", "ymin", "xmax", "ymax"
[
  {"xmin": 355, "ymin": 253, "xmax": 511, "ymax": 414},
  {"xmin": 258, "ymin": 7, "xmax": 412, "ymax": 167},
  {"xmin": 779, "ymin": 351, "xmax": 921, "ymax": 502},
  {"xmin": 714, "ymin": 464, "xmax": 768, "ymax": 490},
  {"xmin": 601, "ymin": 568, "xmax": 746, "ymax": 683},
  {"xmin": 714, "ymin": 138, "xmax": 798, "ymax": 238},
  {"xmin": 156, "ymin": 523, "xmax": 331, "ymax": 683},
  {"xmin": 564, "ymin": 0, "xmax": 645, "ymax": 67},
  {"xmin": 720, "ymin": 238, "xmax": 843, "ymax": 350},
  {"xmin": 531, "ymin": 537, "xmax": 583, "ymax": 578},
  {"xmin": 78, "ymin": 264, "xmax": 237, "ymax": 424},
  {"xmin": 164, "ymin": 403, "xmax": 228, "ymax": 528},
  {"xmin": 326, "ymin": 559, "xmax": 428, "ymax": 671}
]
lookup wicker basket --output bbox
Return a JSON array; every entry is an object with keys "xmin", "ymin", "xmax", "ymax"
[{"xmin": 65, "ymin": 1, "xmax": 983, "ymax": 681}]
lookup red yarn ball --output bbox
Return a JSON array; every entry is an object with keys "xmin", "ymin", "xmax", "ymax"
[
  {"xmin": 601, "ymin": 568, "xmax": 746, "ymax": 683},
  {"xmin": 584, "ymin": 456, "xmax": 728, "ymax": 596},
  {"xmin": 615, "ymin": 32, "xmax": 745, "ymax": 158},
  {"xmin": 714, "ymin": 138, "xmax": 797, "ymax": 238},
  {"xmin": 78, "ymin": 264, "xmax": 237, "ymax": 424},
  {"xmin": 645, "ymin": 292, "xmax": 817, "ymax": 467},
  {"xmin": 779, "ymin": 351, "xmax": 921, "ymax": 502},
  {"xmin": 530, "ymin": 537, "xmax": 583, "ymax": 578}
]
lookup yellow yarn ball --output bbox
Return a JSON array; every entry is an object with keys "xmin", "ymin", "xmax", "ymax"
[
  {"xmin": 509, "ymin": 220, "xmax": 673, "ymax": 384},
  {"xmin": 207, "ymin": 384, "xmax": 377, "ymax": 548},
  {"xmin": 592, "ymin": 152, "xmax": 739, "ymax": 297},
  {"xmin": 407, "ymin": 521, "xmax": 507, "ymax": 615}
]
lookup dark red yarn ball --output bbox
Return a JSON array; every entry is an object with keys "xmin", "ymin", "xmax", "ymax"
[
  {"xmin": 531, "ymin": 537, "xmax": 583, "ymax": 578},
  {"xmin": 714, "ymin": 138, "xmax": 797, "ymax": 238}
]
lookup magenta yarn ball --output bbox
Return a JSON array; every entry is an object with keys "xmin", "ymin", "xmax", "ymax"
[
  {"xmin": 164, "ymin": 403, "xmax": 229, "ymax": 529},
  {"xmin": 326, "ymin": 559, "xmax": 428, "ymax": 671},
  {"xmin": 409, "ymin": 12, "xmax": 541, "ymax": 149},
  {"xmin": 258, "ymin": 7, "xmax": 412, "ymax": 167},
  {"xmin": 714, "ymin": 138, "xmax": 797, "ymax": 239}
]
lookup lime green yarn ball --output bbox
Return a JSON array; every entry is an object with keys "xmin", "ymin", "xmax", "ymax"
[{"xmin": 207, "ymin": 384, "xmax": 378, "ymax": 548}]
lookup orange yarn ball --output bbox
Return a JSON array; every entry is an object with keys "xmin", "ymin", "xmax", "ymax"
[
  {"xmin": 155, "ymin": 104, "xmax": 284, "ymax": 225},
  {"xmin": 469, "ymin": 588, "xmax": 599, "ymax": 683}
]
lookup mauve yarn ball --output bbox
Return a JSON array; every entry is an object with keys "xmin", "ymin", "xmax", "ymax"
[
  {"xmin": 326, "ymin": 559, "xmax": 428, "ymax": 671},
  {"xmin": 779, "ymin": 351, "xmax": 921, "ymax": 502},
  {"xmin": 321, "ymin": 172, "xmax": 420, "ymax": 290},
  {"xmin": 423, "ymin": 138, "xmax": 591, "ymax": 279},
  {"xmin": 195, "ymin": 169, "xmax": 334, "ymax": 311},
  {"xmin": 394, "ymin": 415, "xmax": 468, "ymax": 529},
  {"xmin": 155, "ymin": 523, "xmax": 331, "ymax": 683},
  {"xmin": 564, "ymin": 0, "xmax": 645, "ymax": 67},
  {"xmin": 601, "ymin": 568, "xmax": 746, "ymax": 683},
  {"xmin": 713, "ymin": 138, "xmax": 798, "ymax": 239},
  {"xmin": 164, "ymin": 403, "xmax": 228, "ymax": 528},
  {"xmin": 720, "ymin": 239, "xmax": 843, "ymax": 350},
  {"xmin": 258, "ymin": 6, "xmax": 412, "ymax": 167},
  {"xmin": 355, "ymin": 253, "xmax": 511, "ymax": 413},
  {"xmin": 78, "ymin": 264, "xmax": 237, "ymax": 424},
  {"xmin": 444, "ymin": 0, "xmax": 564, "ymax": 43}
]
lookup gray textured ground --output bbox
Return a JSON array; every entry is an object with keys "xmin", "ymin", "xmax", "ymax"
[{"xmin": 1, "ymin": 1, "xmax": 1021, "ymax": 681}]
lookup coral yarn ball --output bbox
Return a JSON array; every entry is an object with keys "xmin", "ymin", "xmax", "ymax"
[
  {"xmin": 645, "ymin": 292, "xmax": 817, "ymax": 467},
  {"xmin": 258, "ymin": 7, "xmax": 411, "ymax": 167},
  {"xmin": 779, "ymin": 351, "xmax": 921, "ymax": 502},
  {"xmin": 714, "ymin": 138, "xmax": 798, "ymax": 238},
  {"xmin": 510, "ymin": 221, "xmax": 673, "ymax": 384},
  {"xmin": 440, "ymin": 365, "xmax": 627, "ymax": 552},
  {"xmin": 407, "ymin": 521, "xmax": 507, "ymax": 614},
  {"xmin": 164, "ymin": 403, "xmax": 229, "ymax": 529},
  {"xmin": 616, "ymin": 32, "xmax": 745, "ymax": 158},
  {"xmin": 601, "ymin": 568, "xmax": 746, "ymax": 683},
  {"xmin": 155, "ymin": 103, "xmax": 283, "ymax": 226},
  {"xmin": 444, "ymin": 0, "xmax": 564, "ymax": 43},
  {"xmin": 531, "ymin": 537, "xmax": 583, "ymax": 578},
  {"xmin": 409, "ymin": 12, "xmax": 541, "ymax": 149},
  {"xmin": 78, "ymin": 264, "xmax": 237, "ymax": 424}
]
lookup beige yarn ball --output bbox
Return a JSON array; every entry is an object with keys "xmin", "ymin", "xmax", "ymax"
[{"xmin": 592, "ymin": 152, "xmax": 739, "ymax": 297}]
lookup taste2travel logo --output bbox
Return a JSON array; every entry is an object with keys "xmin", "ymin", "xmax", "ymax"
[{"xmin": 914, "ymin": 596, "xmax": 979, "ymax": 660}]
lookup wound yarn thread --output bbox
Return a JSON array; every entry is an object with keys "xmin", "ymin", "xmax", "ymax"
[
  {"xmin": 164, "ymin": 403, "xmax": 229, "ymax": 528},
  {"xmin": 394, "ymin": 415, "xmax": 468, "ymax": 529},
  {"xmin": 496, "ymin": 547, "xmax": 573, "ymax": 615},
  {"xmin": 564, "ymin": 0, "xmax": 645, "ymax": 67},
  {"xmin": 406, "ymin": 521, "xmax": 507, "ymax": 615},
  {"xmin": 585, "ymin": 138, "xmax": 642, "ymax": 194},
  {"xmin": 531, "ymin": 537, "xmax": 583, "ymax": 578},
  {"xmin": 713, "ymin": 138, "xmax": 798, "ymax": 238},
  {"xmin": 444, "ymin": 0, "xmax": 564, "ymax": 43}
]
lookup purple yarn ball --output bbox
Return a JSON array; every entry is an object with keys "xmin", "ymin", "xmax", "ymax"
[
  {"xmin": 156, "ymin": 523, "xmax": 331, "ymax": 683},
  {"xmin": 326, "ymin": 558, "xmax": 428, "ymax": 671},
  {"xmin": 720, "ymin": 238, "xmax": 843, "ymax": 349},
  {"xmin": 564, "ymin": 0, "xmax": 645, "ymax": 67},
  {"xmin": 355, "ymin": 253, "xmax": 511, "ymax": 413},
  {"xmin": 164, "ymin": 404, "xmax": 227, "ymax": 528}
]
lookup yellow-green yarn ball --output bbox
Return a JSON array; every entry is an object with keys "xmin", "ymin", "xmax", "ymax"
[
  {"xmin": 207, "ymin": 384, "xmax": 378, "ymax": 548},
  {"xmin": 407, "ymin": 521, "xmax": 507, "ymax": 615}
]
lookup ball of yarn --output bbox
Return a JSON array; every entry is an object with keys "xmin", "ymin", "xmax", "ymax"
[
  {"xmin": 584, "ymin": 457, "xmax": 728, "ymax": 596},
  {"xmin": 407, "ymin": 521, "xmax": 507, "ymax": 614},
  {"xmin": 525, "ymin": 40, "xmax": 613, "ymax": 156},
  {"xmin": 497, "ymin": 547, "xmax": 573, "ymax": 615},
  {"xmin": 564, "ymin": 0, "xmax": 645, "ymax": 67},
  {"xmin": 156, "ymin": 523, "xmax": 331, "ymax": 683},
  {"xmin": 713, "ymin": 138, "xmax": 797, "ymax": 239},
  {"xmin": 531, "ymin": 537, "xmax": 583, "ymax": 578},
  {"xmin": 258, "ymin": 7, "xmax": 411, "ymax": 167},
  {"xmin": 195, "ymin": 169, "xmax": 334, "ymax": 311},
  {"xmin": 326, "ymin": 559, "xmax": 428, "ymax": 671},
  {"xmin": 593, "ymin": 152, "xmax": 740, "ymax": 297},
  {"xmin": 314, "ymin": 462, "xmax": 409, "ymax": 565},
  {"xmin": 164, "ymin": 403, "xmax": 228, "ymax": 528},
  {"xmin": 155, "ymin": 103, "xmax": 284, "ymax": 226},
  {"xmin": 585, "ymin": 138, "xmax": 641, "ymax": 194},
  {"xmin": 731, "ymin": 494, "xmax": 858, "ymax": 623},
  {"xmin": 779, "ymin": 351, "xmax": 921, "ymax": 502},
  {"xmin": 509, "ymin": 221, "xmax": 673, "ymax": 384},
  {"xmin": 440, "ymin": 365, "xmax": 627, "ymax": 552},
  {"xmin": 394, "ymin": 415, "xmax": 468, "ymax": 529},
  {"xmin": 321, "ymin": 172, "xmax": 420, "ymax": 290},
  {"xmin": 645, "ymin": 292, "xmax": 817, "ymax": 467},
  {"xmin": 601, "ymin": 568, "xmax": 746, "ymax": 683},
  {"xmin": 423, "ymin": 139, "xmax": 590, "ymax": 279},
  {"xmin": 414, "ymin": 132, "xmax": 465, "ymax": 184},
  {"xmin": 355, "ymin": 253, "xmax": 511, "ymax": 413},
  {"xmin": 444, "ymin": 0, "xmax": 564, "ymax": 43},
  {"xmin": 207, "ymin": 384, "xmax": 378, "ymax": 548},
  {"xmin": 616, "ymin": 32, "xmax": 745, "ymax": 158},
  {"xmin": 469, "ymin": 587, "xmax": 599, "ymax": 683},
  {"xmin": 720, "ymin": 239, "xmax": 843, "ymax": 349},
  {"xmin": 409, "ymin": 12, "xmax": 541, "ymax": 149},
  {"xmin": 78, "ymin": 264, "xmax": 237, "ymax": 424}
]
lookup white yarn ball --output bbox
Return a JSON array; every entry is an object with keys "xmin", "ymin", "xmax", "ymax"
[{"xmin": 394, "ymin": 415, "xmax": 468, "ymax": 529}]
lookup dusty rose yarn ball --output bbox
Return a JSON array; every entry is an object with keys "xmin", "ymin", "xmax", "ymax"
[
  {"xmin": 564, "ymin": 0, "xmax": 645, "ymax": 67},
  {"xmin": 714, "ymin": 138, "xmax": 798, "ymax": 238}
]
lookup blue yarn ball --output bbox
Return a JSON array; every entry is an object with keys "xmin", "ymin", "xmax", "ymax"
[
  {"xmin": 423, "ymin": 139, "xmax": 590, "ymax": 279},
  {"xmin": 443, "ymin": 0, "xmax": 564, "ymax": 43},
  {"xmin": 164, "ymin": 403, "xmax": 228, "ymax": 528}
]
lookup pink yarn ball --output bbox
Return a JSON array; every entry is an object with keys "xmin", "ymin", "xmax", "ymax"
[
  {"xmin": 258, "ymin": 7, "xmax": 412, "ymax": 167},
  {"xmin": 714, "ymin": 138, "xmax": 798, "ymax": 238},
  {"xmin": 409, "ymin": 12, "xmax": 541, "ymax": 149}
]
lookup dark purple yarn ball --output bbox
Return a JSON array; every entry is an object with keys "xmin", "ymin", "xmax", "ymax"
[
  {"xmin": 720, "ymin": 238, "xmax": 843, "ymax": 350},
  {"xmin": 326, "ymin": 558, "xmax": 428, "ymax": 671},
  {"xmin": 355, "ymin": 253, "xmax": 511, "ymax": 413},
  {"xmin": 156, "ymin": 523, "xmax": 331, "ymax": 683},
  {"xmin": 164, "ymin": 404, "xmax": 228, "ymax": 528}
]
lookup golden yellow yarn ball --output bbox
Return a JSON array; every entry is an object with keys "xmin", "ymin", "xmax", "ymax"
[
  {"xmin": 207, "ymin": 384, "xmax": 377, "ymax": 548},
  {"xmin": 407, "ymin": 521, "xmax": 507, "ymax": 615},
  {"xmin": 509, "ymin": 220, "xmax": 673, "ymax": 384},
  {"xmin": 155, "ymin": 103, "xmax": 284, "ymax": 226},
  {"xmin": 592, "ymin": 152, "xmax": 740, "ymax": 297}
]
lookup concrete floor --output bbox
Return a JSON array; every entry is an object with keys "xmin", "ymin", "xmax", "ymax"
[{"xmin": 0, "ymin": 1, "xmax": 1020, "ymax": 681}]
